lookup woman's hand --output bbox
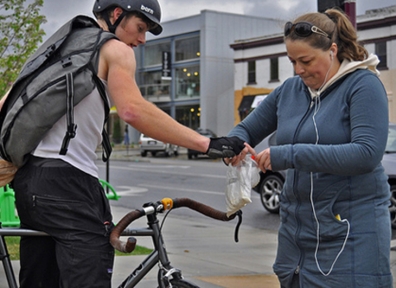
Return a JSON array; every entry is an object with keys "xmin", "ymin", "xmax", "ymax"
[
  {"xmin": 223, "ymin": 142, "xmax": 256, "ymax": 166},
  {"xmin": 255, "ymin": 148, "xmax": 271, "ymax": 172}
]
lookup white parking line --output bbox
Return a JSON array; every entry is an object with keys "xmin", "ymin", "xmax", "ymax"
[
  {"xmin": 114, "ymin": 186, "xmax": 148, "ymax": 195},
  {"xmin": 137, "ymin": 183, "xmax": 260, "ymax": 200},
  {"xmin": 97, "ymin": 164, "xmax": 226, "ymax": 179},
  {"xmin": 139, "ymin": 183, "xmax": 224, "ymax": 195}
]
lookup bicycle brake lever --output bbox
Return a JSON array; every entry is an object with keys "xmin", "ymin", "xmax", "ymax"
[{"xmin": 234, "ymin": 210, "xmax": 242, "ymax": 243}]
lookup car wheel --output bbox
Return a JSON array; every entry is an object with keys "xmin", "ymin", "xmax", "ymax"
[
  {"xmin": 188, "ymin": 153, "xmax": 192, "ymax": 159},
  {"xmin": 141, "ymin": 151, "xmax": 147, "ymax": 157},
  {"xmin": 259, "ymin": 174, "xmax": 283, "ymax": 214},
  {"xmin": 151, "ymin": 151, "xmax": 157, "ymax": 157},
  {"xmin": 389, "ymin": 184, "xmax": 396, "ymax": 229}
]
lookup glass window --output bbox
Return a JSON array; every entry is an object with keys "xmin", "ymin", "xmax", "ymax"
[
  {"xmin": 238, "ymin": 96, "xmax": 255, "ymax": 121},
  {"xmin": 140, "ymin": 71, "xmax": 171, "ymax": 102},
  {"xmin": 144, "ymin": 42, "xmax": 171, "ymax": 66},
  {"xmin": 176, "ymin": 105, "xmax": 200, "ymax": 130},
  {"xmin": 175, "ymin": 36, "xmax": 200, "ymax": 62},
  {"xmin": 270, "ymin": 58, "xmax": 279, "ymax": 81},
  {"xmin": 247, "ymin": 61, "xmax": 256, "ymax": 84},
  {"xmin": 376, "ymin": 41, "xmax": 387, "ymax": 69},
  {"xmin": 175, "ymin": 65, "xmax": 200, "ymax": 99}
]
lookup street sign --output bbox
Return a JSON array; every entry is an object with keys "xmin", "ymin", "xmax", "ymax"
[{"xmin": 162, "ymin": 51, "xmax": 172, "ymax": 80}]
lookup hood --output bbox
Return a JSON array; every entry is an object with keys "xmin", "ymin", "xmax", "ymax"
[{"xmin": 309, "ymin": 54, "xmax": 380, "ymax": 98}]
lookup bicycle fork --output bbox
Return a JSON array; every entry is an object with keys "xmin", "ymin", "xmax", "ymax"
[
  {"xmin": 118, "ymin": 213, "xmax": 184, "ymax": 288},
  {"xmin": 148, "ymin": 214, "xmax": 185, "ymax": 288}
]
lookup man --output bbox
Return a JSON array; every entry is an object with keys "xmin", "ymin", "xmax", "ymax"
[{"xmin": 1, "ymin": 0, "xmax": 247, "ymax": 287}]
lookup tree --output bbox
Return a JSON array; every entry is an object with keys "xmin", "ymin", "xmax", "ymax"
[{"xmin": 0, "ymin": 0, "xmax": 46, "ymax": 97}]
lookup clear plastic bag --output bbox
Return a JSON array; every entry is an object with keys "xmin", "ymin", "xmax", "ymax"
[{"xmin": 225, "ymin": 155, "xmax": 260, "ymax": 217}]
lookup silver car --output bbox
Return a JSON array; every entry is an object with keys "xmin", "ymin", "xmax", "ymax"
[
  {"xmin": 253, "ymin": 132, "xmax": 285, "ymax": 214},
  {"xmin": 254, "ymin": 123, "xmax": 396, "ymax": 229},
  {"xmin": 139, "ymin": 134, "xmax": 179, "ymax": 157},
  {"xmin": 385, "ymin": 123, "xmax": 396, "ymax": 228}
]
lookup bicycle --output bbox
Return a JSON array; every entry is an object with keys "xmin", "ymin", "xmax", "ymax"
[{"xmin": 0, "ymin": 197, "xmax": 242, "ymax": 288}]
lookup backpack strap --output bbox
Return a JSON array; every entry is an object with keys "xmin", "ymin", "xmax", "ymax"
[
  {"xmin": 60, "ymin": 73, "xmax": 77, "ymax": 155},
  {"xmin": 59, "ymin": 67, "xmax": 112, "ymax": 161},
  {"xmin": 91, "ymin": 70, "xmax": 112, "ymax": 162}
]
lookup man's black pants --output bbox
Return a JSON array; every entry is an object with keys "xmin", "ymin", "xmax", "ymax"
[{"xmin": 13, "ymin": 157, "xmax": 115, "ymax": 288}]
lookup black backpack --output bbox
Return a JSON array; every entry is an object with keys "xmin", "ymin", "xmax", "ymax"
[{"xmin": 0, "ymin": 15, "xmax": 117, "ymax": 167}]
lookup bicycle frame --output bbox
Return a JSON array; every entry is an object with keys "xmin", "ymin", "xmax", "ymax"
[
  {"xmin": 0, "ymin": 221, "xmax": 178, "ymax": 288},
  {"xmin": 116, "ymin": 211, "xmax": 186, "ymax": 288},
  {"xmin": 0, "ymin": 229, "xmax": 47, "ymax": 288},
  {"xmin": 1, "ymin": 198, "xmax": 241, "ymax": 288}
]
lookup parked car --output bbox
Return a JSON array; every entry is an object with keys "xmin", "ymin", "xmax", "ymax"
[
  {"xmin": 385, "ymin": 122, "xmax": 396, "ymax": 228},
  {"xmin": 187, "ymin": 128, "xmax": 217, "ymax": 159},
  {"xmin": 254, "ymin": 123, "xmax": 396, "ymax": 229},
  {"xmin": 139, "ymin": 134, "xmax": 179, "ymax": 157}
]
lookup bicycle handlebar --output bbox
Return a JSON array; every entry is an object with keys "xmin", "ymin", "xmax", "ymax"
[
  {"xmin": 110, "ymin": 209, "xmax": 145, "ymax": 253},
  {"xmin": 110, "ymin": 198, "xmax": 240, "ymax": 253},
  {"xmin": 173, "ymin": 198, "xmax": 237, "ymax": 221}
]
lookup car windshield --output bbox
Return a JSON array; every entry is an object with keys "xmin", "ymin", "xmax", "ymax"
[{"xmin": 385, "ymin": 125, "xmax": 396, "ymax": 153}]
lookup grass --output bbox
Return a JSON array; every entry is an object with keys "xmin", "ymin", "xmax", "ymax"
[
  {"xmin": 115, "ymin": 244, "xmax": 153, "ymax": 256},
  {"xmin": 4, "ymin": 236, "xmax": 153, "ymax": 260},
  {"xmin": 4, "ymin": 236, "xmax": 20, "ymax": 260}
]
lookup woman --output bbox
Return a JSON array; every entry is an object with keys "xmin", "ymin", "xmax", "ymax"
[{"xmin": 228, "ymin": 8, "xmax": 392, "ymax": 287}]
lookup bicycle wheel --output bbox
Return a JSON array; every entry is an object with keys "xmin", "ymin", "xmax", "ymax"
[{"xmin": 169, "ymin": 279, "xmax": 200, "ymax": 288}]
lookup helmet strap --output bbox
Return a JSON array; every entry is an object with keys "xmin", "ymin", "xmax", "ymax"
[{"xmin": 104, "ymin": 11, "xmax": 127, "ymax": 34}]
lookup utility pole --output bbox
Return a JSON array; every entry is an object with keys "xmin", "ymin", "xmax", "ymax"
[
  {"xmin": 317, "ymin": 0, "xmax": 356, "ymax": 28},
  {"xmin": 343, "ymin": 0, "xmax": 356, "ymax": 28}
]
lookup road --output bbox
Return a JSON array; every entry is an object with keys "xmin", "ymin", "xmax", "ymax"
[
  {"xmin": 95, "ymin": 154, "xmax": 281, "ymax": 232},
  {"xmin": 1, "ymin": 153, "xmax": 395, "ymax": 288}
]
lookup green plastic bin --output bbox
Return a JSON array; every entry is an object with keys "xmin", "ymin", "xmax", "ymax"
[{"xmin": 0, "ymin": 185, "xmax": 20, "ymax": 227}]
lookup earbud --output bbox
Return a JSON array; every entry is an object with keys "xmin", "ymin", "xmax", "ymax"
[{"xmin": 330, "ymin": 50, "xmax": 334, "ymax": 60}]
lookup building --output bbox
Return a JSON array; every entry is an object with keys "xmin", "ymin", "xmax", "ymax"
[
  {"xmin": 230, "ymin": 6, "xmax": 396, "ymax": 125},
  {"xmin": 128, "ymin": 10, "xmax": 284, "ymax": 143}
]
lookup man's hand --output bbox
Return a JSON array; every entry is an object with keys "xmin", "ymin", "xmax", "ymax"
[{"xmin": 206, "ymin": 136, "xmax": 245, "ymax": 158}]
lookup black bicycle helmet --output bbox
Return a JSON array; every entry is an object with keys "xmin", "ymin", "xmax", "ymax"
[{"xmin": 93, "ymin": 0, "xmax": 162, "ymax": 35}]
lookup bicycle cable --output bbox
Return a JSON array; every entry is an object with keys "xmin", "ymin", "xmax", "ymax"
[
  {"xmin": 234, "ymin": 210, "xmax": 243, "ymax": 243},
  {"xmin": 159, "ymin": 205, "xmax": 242, "ymax": 242},
  {"xmin": 160, "ymin": 209, "xmax": 172, "ymax": 232}
]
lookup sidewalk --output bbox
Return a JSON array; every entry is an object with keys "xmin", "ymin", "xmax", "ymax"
[
  {"xmin": 4, "ymin": 201, "xmax": 396, "ymax": 287},
  {"xmin": 0, "ymin": 202, "xmax": 279, "ymax": 288},
  {"xmin": 110, "ymin": 203, "xmax": 280, "ymax": 287},
  {"xmin": 1, "ymin": 147, "xmax": 280, "ymax": 287},
  {"xmin": 109, "ymin": 203, "xmax": 396, "ymax": 287}
]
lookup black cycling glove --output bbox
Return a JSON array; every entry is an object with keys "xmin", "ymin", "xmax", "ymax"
[{"xmin": 206, "ymin": 136, "xmax": 245, "ymax": 158}]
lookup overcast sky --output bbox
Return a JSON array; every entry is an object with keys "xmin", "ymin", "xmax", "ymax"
[{"xmin": 39, "ymin": 0, "xmax": 395, "ymax": 38}]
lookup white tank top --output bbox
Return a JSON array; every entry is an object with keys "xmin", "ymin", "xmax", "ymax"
[{"xmin": 33, "ymin": 81, "xmax": 110, "ymax": 178}]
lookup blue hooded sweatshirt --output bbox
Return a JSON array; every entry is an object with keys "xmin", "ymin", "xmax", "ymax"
[{"xmin": 228, "ymin": 55, "xmax": 392, "ymax": 287}]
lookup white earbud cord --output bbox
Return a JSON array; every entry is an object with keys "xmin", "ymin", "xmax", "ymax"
[
  {"xmin": 310, "ymin": 170, "xmax": 350, "ymax": 276},
  {"xmin": 309, "ymin": 56, "xmax": 350, "ymax": 276}
]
